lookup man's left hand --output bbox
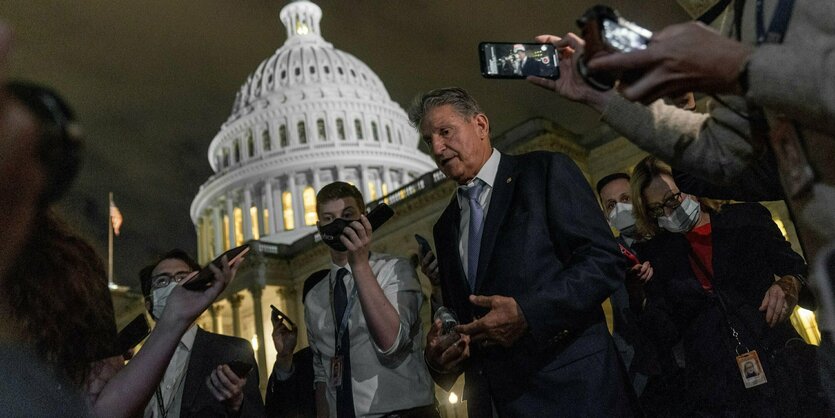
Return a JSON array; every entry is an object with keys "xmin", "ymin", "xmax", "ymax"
[
  {"xmin": 455, "ymin": 295, "xmax": 528, "ymax": 347},
  {"xmin": 588, "ymin": 22, "xmax": 753, "ymax": 103},
  {"xmin": 207, "ymin": 364, "xmax": 246, "ymax": 413}
]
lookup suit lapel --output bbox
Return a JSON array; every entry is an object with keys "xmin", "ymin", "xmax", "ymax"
[
  {"xmin": 474, "ymin": 155, "xmax": 518, "ymax": 293},
  {"xmin": 436, "ymin": 194, "xmax": 469, "ymax": 291}
]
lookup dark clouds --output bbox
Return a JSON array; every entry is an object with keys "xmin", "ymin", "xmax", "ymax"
[{"xmin": 0, "ymin": 1, "xmax": 688, "ymax": 289}]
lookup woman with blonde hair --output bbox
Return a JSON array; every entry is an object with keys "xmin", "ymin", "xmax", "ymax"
[{"xmin": 627, "ymin": 155, "xmax": 826, "ymax": 416}]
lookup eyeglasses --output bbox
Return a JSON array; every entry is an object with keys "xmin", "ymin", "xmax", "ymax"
[
  {"xmin": 151, "ymin": 271, "xmax": 192, "ymax": 289},
  {"xmin": 647, "ymin": 192, "xmax": 682, "ymax": 218}
]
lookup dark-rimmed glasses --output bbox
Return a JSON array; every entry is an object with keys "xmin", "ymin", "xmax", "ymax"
[
  {"xmin": 647, "ymin": 192, "xmax": 682, "ymax": 218},
  {"xmin": 151, "ymin": 271, "xmax": 192, "ymax": 289}
]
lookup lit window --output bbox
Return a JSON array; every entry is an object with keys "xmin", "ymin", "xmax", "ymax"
[
  {"xmin": 222, "ymin": 214, "xmax": 230, "ymax": 250},
  {"xmin": 280, "ymin": 125, "xmax": 288, "ymax": 147},
  {"xmin": 381, "ymin": 183, "xmax": 389, "ymax": 203},
  {"xmin": 233, "ymin": 207, "xmax": 244, "ymax": 246},
  {"xmin": 298, "ymin": 121, "xmax": 307, "ymax": 144},
  {"xmin": 282, "ymin": 191, "xmax": 294, "ymax": 230},
  {"xmin": 317, "ymin": 119, "xmax": 326, "ymax": 141},
  {"xmin": 336, "ymin": 119, "xmax": 346, "ymax": 140},
  {"xmin": 250, "ymin": 206, "xmax": 260, "ymax": 240},
  {"xmin": 372, "ymin": 122, "xmax": 379, "ymax": 141},
  {"xmin": 303, "ymin": 187, "xmax": 318, "ymax": 226},
  {"xmin": 355, "ymin": 119, "xmax": 363, "ymax": 140},
  {"xmin": 295, "ymin": 20, "xmax": 309, "ymax": 35},
  {"xmin": 263, "ymin": 129, "xmax": 271, "ymax": 152}
]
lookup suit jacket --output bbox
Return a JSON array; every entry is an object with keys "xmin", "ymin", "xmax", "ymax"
[
  {"xmin": 432, "ymin": 151, "xmax": 632, "ymax": 417},
  {"xmin": 264, "ymin": 347, "xmax": 315, "ymax": 418},
  {"xmin": 180, "ymin": 328, "xmax": 264, "ymax": 418}
]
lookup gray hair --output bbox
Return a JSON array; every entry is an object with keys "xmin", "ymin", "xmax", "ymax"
[{"xmin": 407, "ymin": 87, "xmax": 483, "ymax": 128}]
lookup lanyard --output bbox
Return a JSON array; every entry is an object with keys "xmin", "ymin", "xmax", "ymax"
[
  {"xmin": 154, "ymin": 386, "xmax": 168, "ymax": 418},
  {"xmin": 329, "ymin": 270, "xmax": 358, "ymax": 354},
  {"xmin": 755, "ymin": 0, "xmax": 795, "ymax": 44}
]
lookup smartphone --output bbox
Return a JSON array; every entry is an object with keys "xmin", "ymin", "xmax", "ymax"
[
  {"xmin": 479, "ymin": 42, "xmax": 559, "ymax": 79},
  {"xmin": 270, "ymin": 304, "xmax": 297, "ymax": 331},
  {"xmin": 115, "ymin": 314, "xmax": 150, "ymax": 355},
  {"xmin": 366, "ymin": 203, "xmax": 395, "ymax": 231},
  {"xmin": 182, "ymin": 244, "xmax": 250, "ymax": 291},
  {"xmin": 576, "ymin": 5, "xmax": 652, "ymax": 90},
  {"xmin": 414, "ymin": 234, "xmax": 432, "ymax": 258},
  {"xmin": 227, "ymin": 360, "xmax": 254, "ymax": 378}
]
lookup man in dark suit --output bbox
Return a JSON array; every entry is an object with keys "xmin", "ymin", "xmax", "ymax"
[
  {"xmin": 140, "ymin": 249, "xmax": 264, "ymax": 417},
  {"xmin": 409, "ymin": 87, "xmax": 631, "ymax": 417}
]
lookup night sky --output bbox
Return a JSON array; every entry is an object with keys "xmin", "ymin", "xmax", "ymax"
[{"xmin": 0, "ymin": 1, "xmax": 689, "ymax": 290}]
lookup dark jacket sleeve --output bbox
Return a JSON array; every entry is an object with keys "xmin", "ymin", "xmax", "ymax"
[
  {"xmin": 264, "ymin": 348, "xmax": 315, "ymax": 418},
  {"xmin": 514, "ymin": 153, "xmax": 626, "ymax": 341}
]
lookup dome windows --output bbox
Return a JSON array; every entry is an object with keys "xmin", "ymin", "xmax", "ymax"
[
  {"xmin": 298, "ymin": 121, "xmax": 307, "ymax": 144},
  {"xmin": 234, "ymin": 141, "xmax": 241, "ymax": 163},
  {"xmin": 294, "ymin": 67, "xmax": 301, "ymax": 76},
  {"xmin": 279, "ymin": 125, "xmax": 288, "ymax": 147},
  {"xmin": 350, "ymin": 69, "xmax": 356, "ymax": 77},
  {"xmin": 371, "ymin": 122, "xmax": 379, "ymax": 141},
  {"xmin": 281, "ymin": 70, "xmax": 287, "ymax": 80},
  {"xmin": 354, "ymin": 119, "xmax": 363, "ymax": 140},
  {"xmin": 310, "ymin": 66, "xmax": 316, "ymax": 74},
  {"xmin": 386, "ymin": 126, "xmax": 392, "ymax": 143},
  {"xmin": 262, "ymin": 128, "xmax": 271, "ymax": 152},
  {"xmin": 324, "ymin": 66, "xmax": 330, "ymax": 74},
  {"xmin": 317, "ymin": 119, "xmax": 327, "ymax": 141},
  {"xmin": 246, "ymin": 131, "xmax": 255, "ymax": 158},
  {"xmin": 338, "ymin": 67, "xmax": 344, "ymax": 75},
  {"xmin": 336, "ymin": 119, "xmax": 346, "ymax": 140}
]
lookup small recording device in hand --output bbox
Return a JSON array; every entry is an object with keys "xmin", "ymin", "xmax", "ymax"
[
  {"xmin": 227, "ymin": 360, "xmax": 253, "ymax": 378},
  {"xmin": 434, "ymin": 306, "xmax": 459, "ymax": 336},
  {"xmin": 319, "ymin": 203, "xmax": 395, "ymax": 251},
  {"xmin": 576, "ymin": 5, "xmax": 653, "ymax": 90},
  {"xmin": 115, "ymin": 314, "xmax": 151, "ymax": 356},
  {"xmin": 479, "ymin": 42, "xmax": 559, "ymax": 79},
  {"xmin": 182, "ymin": 244, "xmax": 250, "ymax": 291},
  {"xmin": 414, "ymin": 234, "xmax": 432, "ymax": 258},
  {"xmin": 270, "ymin": 304, "xmax": 296, "ymax": 331}
]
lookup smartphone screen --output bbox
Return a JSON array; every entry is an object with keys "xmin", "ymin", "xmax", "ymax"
[
  {"xmin": 270, "ymin": 304, "xmax": 297, "ymax": 330},
  {"xmin": 366, "ymin": 203, "xmax": 394, "ymax": 231},
  {"xmin": 479, "ymin": 42, "xmax": 559, "ymax": 79}
]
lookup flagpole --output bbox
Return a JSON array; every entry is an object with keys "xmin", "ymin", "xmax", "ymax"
[{"xmin": 108, "ymin": 192, "xmax": 114, "ymax": 287}]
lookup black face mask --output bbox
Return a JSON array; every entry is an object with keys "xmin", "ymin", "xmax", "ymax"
[{"xmin": 318, "ymin": 218, "xmax": 352, "ymax": 252}]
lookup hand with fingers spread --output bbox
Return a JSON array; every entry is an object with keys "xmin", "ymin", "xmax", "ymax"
[
  {"xmin": 425, "ymin": 319, "xmax": 470, "ymax": 374},
  {"xmin": 759, "ymin": 276, "xmax": 800, "ymax": 327},
  {"xmin": 526, "ymin": 33, "xmax": 615, "ymax": 112},
  {"xmin": 207, "ymin": 364, "xmax": 247, "ymax": 413},
  {"xmin": 587, "ymin": 22, "xmax": 753, "ymax": 104},
  {"xmin": 455, "ymin": 295, "xmax": 528, "ymax": 347}
]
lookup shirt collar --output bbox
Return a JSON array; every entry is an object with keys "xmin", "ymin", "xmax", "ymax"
[
  {"xmin": 180, "ymin": 324, "xmax": 198, "ymax": 351},
  {"xmin": 457, "ymin": 148, "xmax": 501, "ymax": 195}
]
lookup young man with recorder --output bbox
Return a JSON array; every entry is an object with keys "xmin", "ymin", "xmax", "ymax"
[{"xmin": 304, "ymin": 181, "xmax": 437, "ymax": 418}]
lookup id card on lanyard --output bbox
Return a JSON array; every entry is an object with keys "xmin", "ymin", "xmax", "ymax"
[{"xmin": 329, "ymin": 270, "xmax": 358, "ymax": 388}]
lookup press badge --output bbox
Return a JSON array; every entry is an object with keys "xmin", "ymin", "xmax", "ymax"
[
  {"xmin": 330, "ymin": 355, "xmax": 344, "ymax": 387},
  {"xmin": 736, "ymin": 350, "xmax": 767, "ymax": 389}
]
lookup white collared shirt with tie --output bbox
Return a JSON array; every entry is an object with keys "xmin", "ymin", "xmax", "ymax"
[{"xmin": 456, "ymin": 148, "xmax": 502, "ymax": 285}]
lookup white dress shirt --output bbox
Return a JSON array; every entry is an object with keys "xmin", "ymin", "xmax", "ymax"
[
  {"xmin": 304, "ymin": 253, "xmax": 434, "ymax": 417},
  {"xmin": 456, "ymin": 149, "xmax": 502, "ymax": 282},
  {"xmin": 144, "ymin": 324, "xmax": 198, "ymax": 418}
]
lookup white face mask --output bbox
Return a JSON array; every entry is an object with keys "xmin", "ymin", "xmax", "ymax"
[
  {"xmin": 657, "ymin": 196, "xmax": 701, "ymax": 233},
  {"xmin": 608, "ymin": 202, "xmax": 637, "ymax": 238},
  {"xmin": 151, "ymin": 283, "xmax": 176, "ymax": 320}
]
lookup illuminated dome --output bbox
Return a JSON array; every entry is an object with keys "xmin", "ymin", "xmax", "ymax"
[{"xmin": 191, "ymin": 0, "xmax": 435, "ymax": 256}]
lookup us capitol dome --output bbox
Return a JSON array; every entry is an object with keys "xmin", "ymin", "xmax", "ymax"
[{"xmin": 190, "ymin": 0, "xmax": 435, "ymax": 257}]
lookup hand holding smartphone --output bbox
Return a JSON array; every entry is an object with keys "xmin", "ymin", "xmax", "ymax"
[
  {"xmin": 270, "ymin": 304, "xmax": 297, "ymax": 331},
  {"xmin": 182, "ymin": 244, "xmax": 250, "ymax": 291},
  {"xmin": 226, "ymin": 360, "xmax": 253, "ymax": 378}
]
